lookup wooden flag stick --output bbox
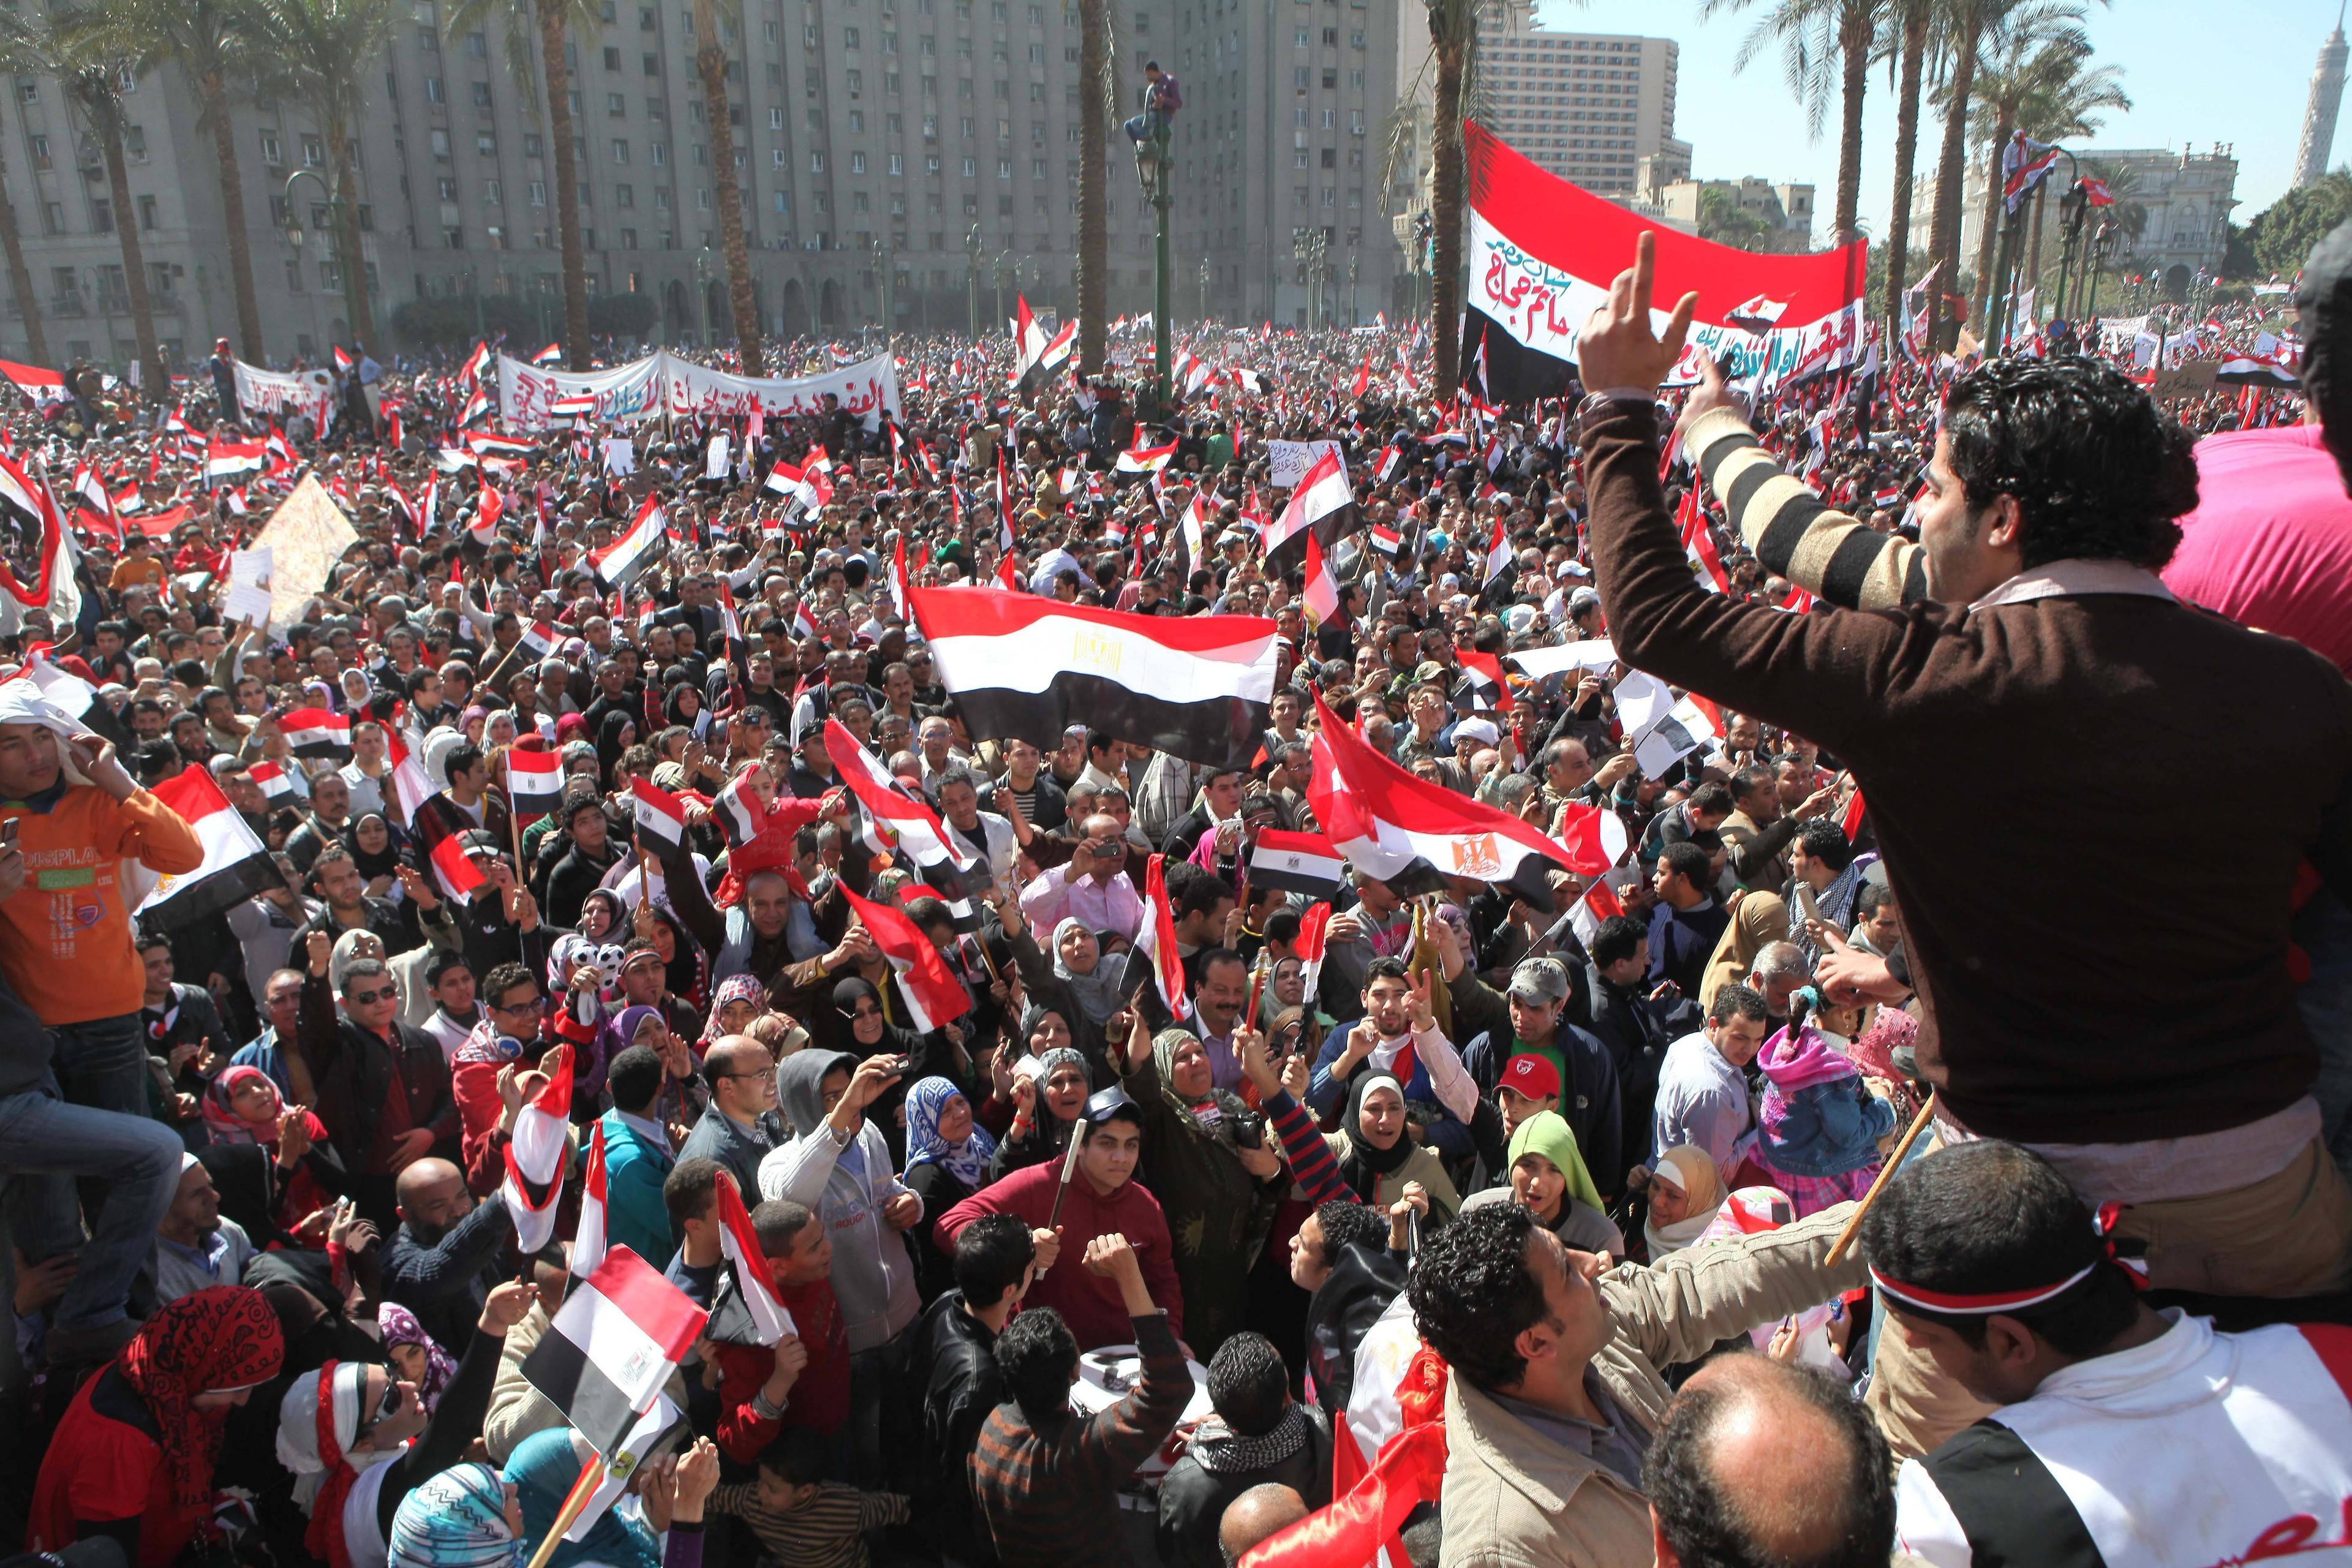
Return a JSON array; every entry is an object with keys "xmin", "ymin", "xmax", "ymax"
[
  {"xmin": 1038, "ymin": 1116, "xmax": 1090, "ymax": 1275},
  {"xmin": 1825, "ymin": 1091, "xmax": 1938, "ymax": 1267},
  {"xmin": 521, "ymin": 1452, "xmax": 608, "ymax": 1568}
]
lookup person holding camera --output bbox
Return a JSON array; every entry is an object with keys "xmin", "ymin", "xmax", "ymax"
[{"xmin": 1114, "ymin": 1006, "xmax": 1286, "ymax": 1360}]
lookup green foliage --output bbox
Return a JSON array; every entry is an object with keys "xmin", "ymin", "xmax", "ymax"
[
  {"xmin": 389, "ymin": 290, "xmax": 657, "ymax": 351},
  {"xmin": 2244, "ymin": 173, "xmax": 2352, "ymax": 282}
]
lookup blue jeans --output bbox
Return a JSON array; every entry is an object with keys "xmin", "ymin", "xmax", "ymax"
[
  {"xmin": 50, "ymin": 1012, "xmax": 153, "ymax": 1120},
  {"xmin": 0, "ymin": 1070, "xmax": 184, "ymax": 1332}
]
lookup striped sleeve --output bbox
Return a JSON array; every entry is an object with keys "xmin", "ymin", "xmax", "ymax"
[
  {"xmin": 1686, "ymin": 405, "xmax": 1930, "ymax": 612},
  {"xmin": 1265, "ymin": 1090, "xmax": 1354, "ymax": 1207}
]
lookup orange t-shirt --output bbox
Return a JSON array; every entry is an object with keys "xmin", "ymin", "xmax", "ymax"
[
  {"xmin": 108, "ymin": 556, "xmax": 165, "ymax": 592},
  {"xmin": 0, "ymin": 786, "xmax": 204, "ymax": 1024}
]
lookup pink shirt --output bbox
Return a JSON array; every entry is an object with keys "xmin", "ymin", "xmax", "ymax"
[{"xmin": 2165, "ymin": 424, "xmax": 2352, "ymax": 675}]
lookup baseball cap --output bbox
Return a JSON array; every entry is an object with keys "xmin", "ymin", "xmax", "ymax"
[
  {"xmin": 1569, "ymin": 586, "xmax": 1602, "ymax": 612},
  {"xmin": 1507, "ymin": 956, "xmax": 1570, "ymax": 1007},
  {"xmin": 1498, "ymin": 1052, "xmax": 1562, "ymax": 1102}
]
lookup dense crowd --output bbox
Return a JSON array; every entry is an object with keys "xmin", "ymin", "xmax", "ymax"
[{"xmin": 0, "ymin": 219, "xmax": 2348, "ymax": 1568}]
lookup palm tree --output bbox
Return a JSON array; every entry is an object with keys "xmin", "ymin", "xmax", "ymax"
[
  {"xmin": 266, "ymin": 0, "xmax": 397, "ymax": 352},
  {"xmin": 4, "ymin": 9, "xmax": 168, "ymax": 396},
  {"xmin": 69, "ymin": 0, "xmax": 276, "ymax": 362},
  {"xmin": 1960, "ymin": 4, "xmax": 2091, "ymax": 326},
  {"xmin": 1923, "ymin": 0, "xmax": 1998, "ymax": 350},
  {"xmin": 1879, "ymin": 0, "xmax": 1932, "ymax": 321},
  {"xmin": 444, "ymin": 0, "xmax": 605, "ymax": 368},
  {"xmin": 1076, "ymin": 0, "xmax": 1106, "ymax": 372},
  {"xmin": 688, "ymin": 0, "xmax": 761, "ymax": 374},
  {"xmin": 1417, "ymin": 0, "xmax": 1506, "ymax": 400},
  {"xmin": 1700, "ymin": 0, "xmax": 1891, "ymax": 246}
]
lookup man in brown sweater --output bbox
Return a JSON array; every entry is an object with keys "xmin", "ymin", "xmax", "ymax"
[
  {"xmin": 970, "ymin": 1231, "xmax": 1190, "ymax": 1567},
  {"xmin": 1572, "ymin": 235, "xmax": 2352, "ymax": 1451}
]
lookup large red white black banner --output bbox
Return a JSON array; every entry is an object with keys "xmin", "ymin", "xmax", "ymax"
[{"xmin": 1461, "ymin": 119, "xmax": 1868, "ymax": 401}]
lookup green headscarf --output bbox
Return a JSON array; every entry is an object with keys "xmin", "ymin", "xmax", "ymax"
[{"xmin": 1506, "ymin": 1110, "xmax": 1604, "ymax": 1218}]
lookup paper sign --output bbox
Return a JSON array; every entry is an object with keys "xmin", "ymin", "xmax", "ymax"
[
  {"xmin": 1268, "ymin": 439, "xmax": 1344, "ymax": 489},
  {"xmin": 228, "ymin": 548, "xmax": 273, "ymax": 589},
  {"xmin": 223, "ymin": 584, "xmax": 276, "ymax": 626}
]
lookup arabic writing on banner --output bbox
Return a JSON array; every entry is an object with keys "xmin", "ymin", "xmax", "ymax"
[
  {"xmin": 1267, "ymin": 439, "xmax": 1344, "ymax": 489},
  {"xmin": 497, "ymin": 351, "xmax": 900, "ymax": 432},
  {"xmin": 233, "ymin": 361, "xmax": 337, "ymax": 434},
  {"xmin": 1469, "ymin": 225, "xmax": 1869, "ymax": 394}
]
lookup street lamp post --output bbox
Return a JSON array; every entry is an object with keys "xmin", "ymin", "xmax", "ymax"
[
  {"xmin": 964, "ymin": 224, "xmax": 982, "ymax": 341},
  {"xmin": 282, "ymin": 167, "xmax": 360, "ymax": 353},
  {"xmin": 872, "ymin": 233, "xmax": 894, "ymax": 345},
  {"xmin": 2083, "ymin": 222, "xmax": 2113, "ymax": 321},
  {"xmin": 1348, "ymin": 253, "xmax": 1359, "ymax": 326},
  {"xmin": 694, "ymin": 248, "xmax": 714, "ymax": 345},
  {"xmin": 993, "ymin": 252, "xmax": 1012, "ymax": 335},
  {"xmin": 2052, "ymin": 181, "xmax": 2089, "ymax": 322},
  {"xmin": 1987, "ymin": 145, "xmax": 2076, "ymax": 352},
  {"xmin": 1292, "ymin": 228, "xmax": 1327, "ymax": 329},
  {"xmin": 1146, "ymin": 113, "xmax": 1172, "ymax": 415},
  {"xmin": 1197, "ymin": 257, "xmax": 1210, "ymax": 323}
]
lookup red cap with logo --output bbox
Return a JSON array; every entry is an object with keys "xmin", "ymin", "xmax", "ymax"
[{"xmin": 1499, "ymin": 1053, "xmax": 1562, "ymax": 1102}]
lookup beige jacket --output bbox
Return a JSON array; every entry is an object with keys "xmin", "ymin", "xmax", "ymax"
[
  {"xmin": 1437, "ymin": 1202, "xmax": 1868, "ymax": 1568},
  {"xmin": 484, "ymin": 1300, "xmax": 692, "ymax": 1464}
]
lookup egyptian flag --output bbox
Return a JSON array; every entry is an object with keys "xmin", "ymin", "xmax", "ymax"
[
  {"xmin": 1115, "ymin": 436, "xmax": 1177, "ymax": 476},
  {"xmin": 631, "ymin": 777, "xmax": 688, "ymax": 851},
  {"xmin": 840, "ymin": 884, "xmax": 973, "ymax": 1033},
  {"xmin": 469, "ymin": 483, "xmax": 505, "ymax": 545},
  {"xmin": 712, "ymin": 766, "xmax": 769, "ymax": 848},
  {"xmin": 1010, "ymin": 296, "xmax": 1077, "ymax": 390},
  {"xmin": 132, "ymin": 766, "xmax": 285, "ymax": 925},
  {"xmin": 1840, "ymin": 786, "xmax": 1868, "ymax": 842},
  {"xmin": 519, "ymin": 1245, "xmax": 707, "ymax": 1455},
  {"xmin": 824, "ymin": 717, "xmax": 982, "ymax": 920},
  {"xmin": 501, "ymin": 1043, "xmax": 573, "ymax": 1254},
  {"xmin": 20, "ymin": 653, "xmax": 133, "ymax": 747},
  {"xmin": 911, "ymin": 586, "xmax": 1278, "ymax": 769},
  {"xmin": 281, "ymin": 707, "xmax": 353, "ymax": 760},
  {"xmin": 382, "ymin": 728, "xmax": 435, "ymax": 826},
  {"xmin": 249, "ymin": 759, "xmax": 300, "ymax": 805},
  {"xmin": 1567, "ymin": 864, "xmax": 1639, "ymax": 951},
  {"xmin": 1248, "ymin": 828, "xmax": 1346, "ymax": 899},
  {"xmin": 888, "ymin": 533, "xmax": 913, "ymax": 622},
  {"xmin": 69, "ymin": 464, "xmax": 119, "ymax": 545},
  {"xmin": 713, "ymin": 1172, "xmax": 796, "ymax": 1345},
  {"xmin": 1369, "ymin": 522, "xmax": 1404, "ymax": 558},
  {"xmin": 205, "ymin": 437, "xmax": 268, "ymax": 488},
  {"xmin": 519, "ymin": 619, "xmax": 560, "ymax": 659},
  {"xmin": 1458, "ymin": 118, "xmax": 1866, "ymax": 401},
  {"xmin": 0, "ymin": 454, "xmax": 78, "ymax": 635},
  {"xmin": 112, "ymin": 478, "xmax": 147, "ymax": 516},
  {"xmin": 1482, "ymin": 513, "xmax": 1513, "ymax": 589},
  {"xmin": 532, "ymin": 342, "xmax": 564, "ymax": 367},
  {"xmin": 1296, "ymin": 900, "xmax": 1333, "ymax": 1002},
  {"xmin": 428, "ymin": 832, "xmax": 489, "ymax": 903},
  {"xmin": 589, "ymin": 494, "xmax": 665, "ymax": 586},
  {"xmin": 1374, "ymin": 442, "xmax": 1405, "ymax": 483},
  {"xmin": 1301, "ymin": 530, "xmax": 1341, "ymax": 627},
  {"xmin": 507, "ymin": 747, "xmax": 564, "ymax": 821},
  {"xmin": 1457, "ymin": 649, "xmax": 1508, "ymax": 709},
  {"xmin": 1265, "ymin": 447, "xmax": 1354, "ymax": 569},
  {"xmin": 1307, "ymin": 690, "xmax": 1584, "ymax": 899},
  {"xmin": 571, "ymin": 1121, "xmax": 609, "ymax": 1281},
  {"xmin": 1132, "ymin": 854, "xmax": 1191, "ymax": 1023},
  {"xmin": 466, "ymin": 431, "xmax": 536, "ymax": 461},
  {"xmin": 0, "ymin": 359, "xmax": 68, "ymax": 405},
  {"xmin": 2217, "ymin": 340, "xmax": 2299, "ymax": 388}
]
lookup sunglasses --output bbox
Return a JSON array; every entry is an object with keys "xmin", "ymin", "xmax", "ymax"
[
  {"xmin": 848, "ymin": 1002, "xmax": 883, "ymax": 1019},
  {"xmin": 348, "ymin": 986, "xmax": 397, "ymax": 1005},
  {"xmin": 353, "ymin": 1373, "xmax": 402, "ymax": 1442}
]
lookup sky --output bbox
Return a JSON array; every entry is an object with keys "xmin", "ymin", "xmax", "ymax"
[{"xmin": 1530, "ymin": 0, "xmax": 2343, "ymax": 244}]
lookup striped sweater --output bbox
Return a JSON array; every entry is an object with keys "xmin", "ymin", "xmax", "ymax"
[
  {"xmin": 710, "ymin": 1481, "xmax": 909, "ymax": 1568},
  {"xmin": 969, "ymin": 1310, "xmax": 1189, "ymax": 1568},
  {"xmin": 1687, "ymin": 405, "xmax": 1930, "ymax": 612}
]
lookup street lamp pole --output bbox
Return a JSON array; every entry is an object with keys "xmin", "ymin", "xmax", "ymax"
[
  {"xmin": 965, "ymin": 224, "xmax": 981, "ymax": 341},
  {"xmin": 1148, "ymin": 114, "xmax": 1172, "ymax": 416},
  {"xmin": 695, "ymin": 248, "xmax": 714, "ymax": 345},
  {"xmin": 993, "ymin": 251, "xmax": 1011, "ymax": 336},
  {"xmin": 872, "ymin": 233, "xmax": 894, "ymax": 345},
  {"xmin": 1197, "ymin": 257, "xmax": 1210, "ymax": 323},
  {"xmin": 282, "ymin": 167, "xmax": 358, "ymax": 353}
]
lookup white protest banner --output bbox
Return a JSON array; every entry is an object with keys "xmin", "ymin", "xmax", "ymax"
[
  {"xmin": 246, "ymin": 476, "xmax": 360, "ymax": 633},
  {"xmin": 1506, "ymin": 640, "xmax": 1618, "ymax": 681},
  {"xmin": 498, "ymin": 354, "xmax": 665, "ymax": 431},
  {"xmin": 603, "ymin": 437, "xmax": 637, "ymax": 476},
  {"xmin": 1268, "ymin": 439, "xmax": 1344, "ymax": 490},
  {"xmin": 233, "ymin": 361, "xmax": 337, "ymax": 434},
  {"xmin": 658, "ymin": 351, "xmax": 900, "ymax": 431}
]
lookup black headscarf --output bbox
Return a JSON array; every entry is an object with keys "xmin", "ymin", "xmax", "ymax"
[
  {"xmin": 342, "ymin": 811, "xmax": 412, "ymax": 883},
  {"xmin": 595, "ymin": 710, "xmax": 638, "ymax": 780},
  {"xmin": 1337, "ymin": 1070, "xmax": 1415, "ymax": 1199}
]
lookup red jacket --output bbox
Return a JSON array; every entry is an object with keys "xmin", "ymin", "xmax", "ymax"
[{"xmin": 712, "ymin": 1276, "xmax": 849, "ymax": 1462}]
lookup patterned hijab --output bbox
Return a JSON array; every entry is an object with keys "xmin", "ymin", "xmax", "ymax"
[
  {"xmin": 905, "ymin": 1075, "xmax": 997, "ymax": 1191},
  {"xmin": 377, "ymin": 1301, "xmax": 459, "ymax": 1409},
  {"xmin": 120, "ymin": 1284, "xmax": 286, "ymax": 1508},
  {"xmin": 388, "ymin": 1462, "xmax": 518, "ymax": 1568}
]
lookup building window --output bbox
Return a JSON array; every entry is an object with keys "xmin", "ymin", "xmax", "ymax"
[
  {"xmin": 811, "ymin": 151, "xmax": 826, "ymax": 171},
  {"xmin": 485, "ymin": 178, "xmax": 503, "ymax": 203},
  {"xmin": 302, "ymin": 134, "xmax": 326, "ymax": 167},
  {"xmin": 259, "ymin": 130, "xmax": 282, "ymax": 166},
  {"xmin": 651, "ymin": 141, "xmax": 667, "ymax": 165},
  {"xmin": 608, "ymin": 91, "xmax": 625, "ymax": 114},
  {"xmin": 530, "ymin": 180, "xmax": 547, "ymax": 205},
  {"xmin": 612, "ymin": 138, "xmax": 630, "ymax": 162}
]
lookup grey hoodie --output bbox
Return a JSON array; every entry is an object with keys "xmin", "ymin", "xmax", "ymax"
[{"xmin": 756, "ymin": 1049, "xmax": 921, "ymax": 1352}]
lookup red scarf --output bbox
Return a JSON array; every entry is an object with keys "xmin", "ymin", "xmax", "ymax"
[
  {"xmin": 304, "ymin": 1360, "xmax": 361, "ymax": 1568},
  {"xmin": 119, "ymin": 1286, "xmax": 285, "ymax": 1510}
]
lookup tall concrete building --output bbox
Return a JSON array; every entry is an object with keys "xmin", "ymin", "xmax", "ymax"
[
  {"xmin": 1164, "ymin": 0, "xmax": 1406, "ymax": 326},
  {"xmin": 0, "ymin": 0, "xmax": 1371, "ymax": 369},
  {"xmin": 1475, "ymin": 6, "xmax": 1684, "ymax": 200},
  {"xmin": 2296, "ymin": 9, "xmax": 2350, "ymax": 187}
]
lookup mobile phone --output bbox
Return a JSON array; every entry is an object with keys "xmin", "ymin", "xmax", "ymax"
[{"xmin": 0, "ymin": 817, "xmax": 18, "ymax": 850}]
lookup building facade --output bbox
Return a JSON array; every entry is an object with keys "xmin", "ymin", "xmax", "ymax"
[
  {"xmin": 1475, "ymin": 6, "xmax": 1682, "ymax": 201},
  {"xmin": 1, "ymin": 0, "xmax": 1381, "ymax": 368},
  {"xmin": 1655, "ymin": 176, "xmax": 1813, "ymax": 246},
  {"xmin": 1164, "ymin": 0, "xmax": 1406, "ymax": 328}
]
